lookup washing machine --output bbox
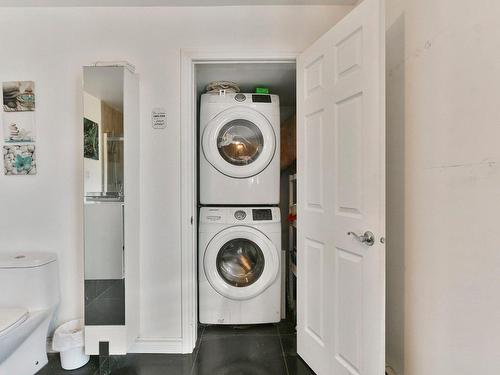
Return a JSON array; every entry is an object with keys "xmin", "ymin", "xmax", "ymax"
[
  {"xmin": 199, "ymin": 206, "xmax": 281, "ymax": 324},
  {"xmin": 199, "ymin": 93, "xmax": 280, "ymax": 205}
]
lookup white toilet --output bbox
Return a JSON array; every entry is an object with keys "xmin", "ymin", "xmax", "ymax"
[{"xmin": 0, "ymin": 252, "xmax": 60, "ymax": 375}]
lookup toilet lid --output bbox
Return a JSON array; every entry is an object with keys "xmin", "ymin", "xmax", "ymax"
[{"xmin": 0, "ymin": 308, "xmax": 28, "ymax": 335}]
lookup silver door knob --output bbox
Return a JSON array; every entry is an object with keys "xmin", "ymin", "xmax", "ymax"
[{"xmin": 347, "ymin": 231, "xmax": 375, "ymax": 246}]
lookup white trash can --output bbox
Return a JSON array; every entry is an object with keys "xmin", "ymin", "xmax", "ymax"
[{"xmin": 52, "ymin": 319, "xmax": 90, "ymax": 370}]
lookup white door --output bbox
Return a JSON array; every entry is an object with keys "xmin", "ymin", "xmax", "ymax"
[{"xmin": 297, "ymin": 0, "xmax": 385, "ymax": 373}]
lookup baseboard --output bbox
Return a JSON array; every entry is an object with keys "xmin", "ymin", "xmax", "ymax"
[
  {"xmin": 49, "ymin": 335, "xmax": 184, "ymax": 355},
  {"xmin": 128, "ymin": 337, "xmax": 184, "ymax": 354}
]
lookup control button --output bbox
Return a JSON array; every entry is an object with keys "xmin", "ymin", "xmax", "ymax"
[
  {"xmin": 234, "ymin": 210, "xmax": 247, "ymax": 220},
  {"xmin": 234, "ymin": 93, "xmax": 246, "ymax": 102}
]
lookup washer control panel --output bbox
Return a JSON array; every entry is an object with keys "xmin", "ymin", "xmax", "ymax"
[
  {"xmin": 234, "ymin": 210, "xmax": 247, "ymax": 220},
  {"xmin": 252, "ymin": 209, "xmax": 273, "ymax": 221},
  {"xmin": 206, "ymin": 215, "xmax": 222, "ymax": 221}
]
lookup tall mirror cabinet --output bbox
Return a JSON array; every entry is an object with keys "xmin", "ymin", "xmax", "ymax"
[{"xmin": 82, "ymin": 65, "xmax": 140, "ymax": 355}]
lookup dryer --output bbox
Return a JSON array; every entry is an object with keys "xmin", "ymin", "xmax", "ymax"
[
  {"xmin": 199, "ymin": 93, "xmax": 280, "ymax": 205},
  {"xmin": 199, "ymin": 206, "xmax": 281, "ymax": 324}
]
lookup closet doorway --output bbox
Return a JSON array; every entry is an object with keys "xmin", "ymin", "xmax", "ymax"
[{"xmin": 181, "ymin": 0, "xmax": 386, "ymax": 368}]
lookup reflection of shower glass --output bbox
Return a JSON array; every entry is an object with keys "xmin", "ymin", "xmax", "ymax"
[
  {"xmin": 217, "ymin": 119, "xmax": 264, "ymax": 166},
  {"xmin": 216, "ymin": 238, "xmax": 265, "ymax": 287}
]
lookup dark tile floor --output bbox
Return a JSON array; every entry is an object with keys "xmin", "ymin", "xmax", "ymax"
[{"xmin": 37, "ymin": 320, "xmax": 315, "ymax": 375}]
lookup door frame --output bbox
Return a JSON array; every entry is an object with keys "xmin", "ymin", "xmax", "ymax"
[{"xmin": 180, "ymin": 49, "xmax": 298, "ymax": 352}]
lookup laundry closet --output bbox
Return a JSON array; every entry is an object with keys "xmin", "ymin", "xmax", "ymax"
[
  {"xmin": 194, "ymin": 62, "xmax": 298, "ymax": 325},
  {"xmin": 183, "ymin": 1, "xmax": 386, "ymax": 373}
]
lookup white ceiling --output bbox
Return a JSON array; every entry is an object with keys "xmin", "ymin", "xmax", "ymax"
[
  {"xmin": 83, "ymin": 67, "xmax": 124, "ymax": 111},
  {"xmin": 0, "ymin": 0, "xmax": 357, "ymax": 6}
]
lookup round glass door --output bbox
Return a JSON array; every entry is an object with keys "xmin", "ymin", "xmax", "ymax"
[
  {"xmin": 217, "ymin": 120, "xmax": 264, "ymax": 166},
  {"xmin": 203, "ymin": 225, "xmax": 279, "ymax": 300},
  {"xmin": 202, "ymin": 107, "xmax": 276, "ymax": 178},
  {"xmin": 216, "ymin": 238, "xmax": 265, "ymax": 287}
]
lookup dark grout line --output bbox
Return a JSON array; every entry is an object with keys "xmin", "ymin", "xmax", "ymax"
[
  {"xmin": 189, "ymin": 325, "xmax": 206, "ymax": 375},
  {"xmin": 200, "ymin": 333, "xmax": 281, "ymax": 339},
  {"xmin": 199, "ymin": 324, "xmax": 206, "ymax": 341},
  {"xmin": 199, "ymin": 324, "xmax": 281, "ymax": 339},
  {"xmin": 277, "ymin": 324, "xmax": 290, "ymax": 375}
]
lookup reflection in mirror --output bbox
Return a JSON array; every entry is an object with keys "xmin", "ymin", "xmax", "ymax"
[{"xmin": 83, "ymin": 67, "xmax": 125, "ymax": 326}]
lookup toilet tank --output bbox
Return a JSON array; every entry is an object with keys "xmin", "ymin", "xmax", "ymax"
[{"xmin": 0, "ymin": 252, "xmax": 60, "ymax": 310}]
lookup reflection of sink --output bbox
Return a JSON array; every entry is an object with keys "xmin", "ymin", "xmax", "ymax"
[{"xmin": 85, "ymin": 192, "xmax": 124, "ymax": 202}]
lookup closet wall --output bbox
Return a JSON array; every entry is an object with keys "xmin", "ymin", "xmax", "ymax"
[
  {"xmin": 404, "ymin": 1, "xmax": 500, "ymax": 373},
  {"xmin": 385, "ymin": 0, "xmax": 405, "ymax": 372}
]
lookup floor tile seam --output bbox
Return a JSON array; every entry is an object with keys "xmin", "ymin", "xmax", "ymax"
[
  {"xmin": 201, "ymin": 332, "xmax": 280, "ymax": 339},
  {"xmin": 279, "ymin": 332, "xmax": 296, "ymax": 338},
  {"xmin": 189, "ymin": 326, "xmax": 206, "ymax": 375},
  {"xmin": 277, "ymin": 325, "xmax": 291, "ymax": 375},
  {"xmin": 199, "ymin": 325, "xmax": 206, "ymax": 341}
]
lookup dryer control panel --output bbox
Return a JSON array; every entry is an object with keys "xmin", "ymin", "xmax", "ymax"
[
  {"xmin": 199, "ymin": 207, "xmax": 280, "ymax": 224},
  {"xmin": 251, "ymin": 94, "xmax": 272, "ymax": 103}
]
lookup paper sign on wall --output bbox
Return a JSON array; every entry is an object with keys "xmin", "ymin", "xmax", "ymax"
[{"xmin": 152, "ymin": 108, "xmax": 167, "ymax": 129}]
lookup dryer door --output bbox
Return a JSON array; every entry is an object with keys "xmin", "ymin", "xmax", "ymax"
[
  {"xmin": 202, "ymin": 107, "xmax": 276, "ymax": 178},
  {"xmin": 204, "ymin": 226, "xmax": 279, "ymax": 300}
]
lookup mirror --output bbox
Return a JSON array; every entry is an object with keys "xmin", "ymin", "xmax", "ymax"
[{"xmin": 83, "ymin": 66, "xmax": 125, "ymax": 326}]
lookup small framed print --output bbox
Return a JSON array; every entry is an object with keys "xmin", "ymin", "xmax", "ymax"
[
  {"xmin": 3, "ymin": 81, "xmax": 35, "ymax": 112},
  {"xmin": 2, "ymin": 111, "xmax": 36, "ymax": 143},
  {"xmin": 3, "ymin": 144, "xmax": 36, "ymax": 175}
]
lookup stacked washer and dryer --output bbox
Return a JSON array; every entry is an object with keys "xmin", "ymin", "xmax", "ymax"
[{"xmin": 198, "ymin": 92, "xmax": 282, "ymax": 325}]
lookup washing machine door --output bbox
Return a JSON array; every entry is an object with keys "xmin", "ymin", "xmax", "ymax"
[
  {"xmin": 204, "ymin": 226, "xmax": 279, "ymax": 301},
  {"xmin": 202, "ymin": 107, "xmax": 276, "ymax": 178}
]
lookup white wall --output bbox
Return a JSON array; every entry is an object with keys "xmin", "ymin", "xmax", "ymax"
[
  {"xmin": 405, "ymin": 0, "xmax": 500, "ymax": 373},
  {"xmin": 0, "ymin": 5, "xmax": 351, "ymax": 344},
  {"xmin": 385, "ymin": 0, "xmax": 404, "ymax": 373}
]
